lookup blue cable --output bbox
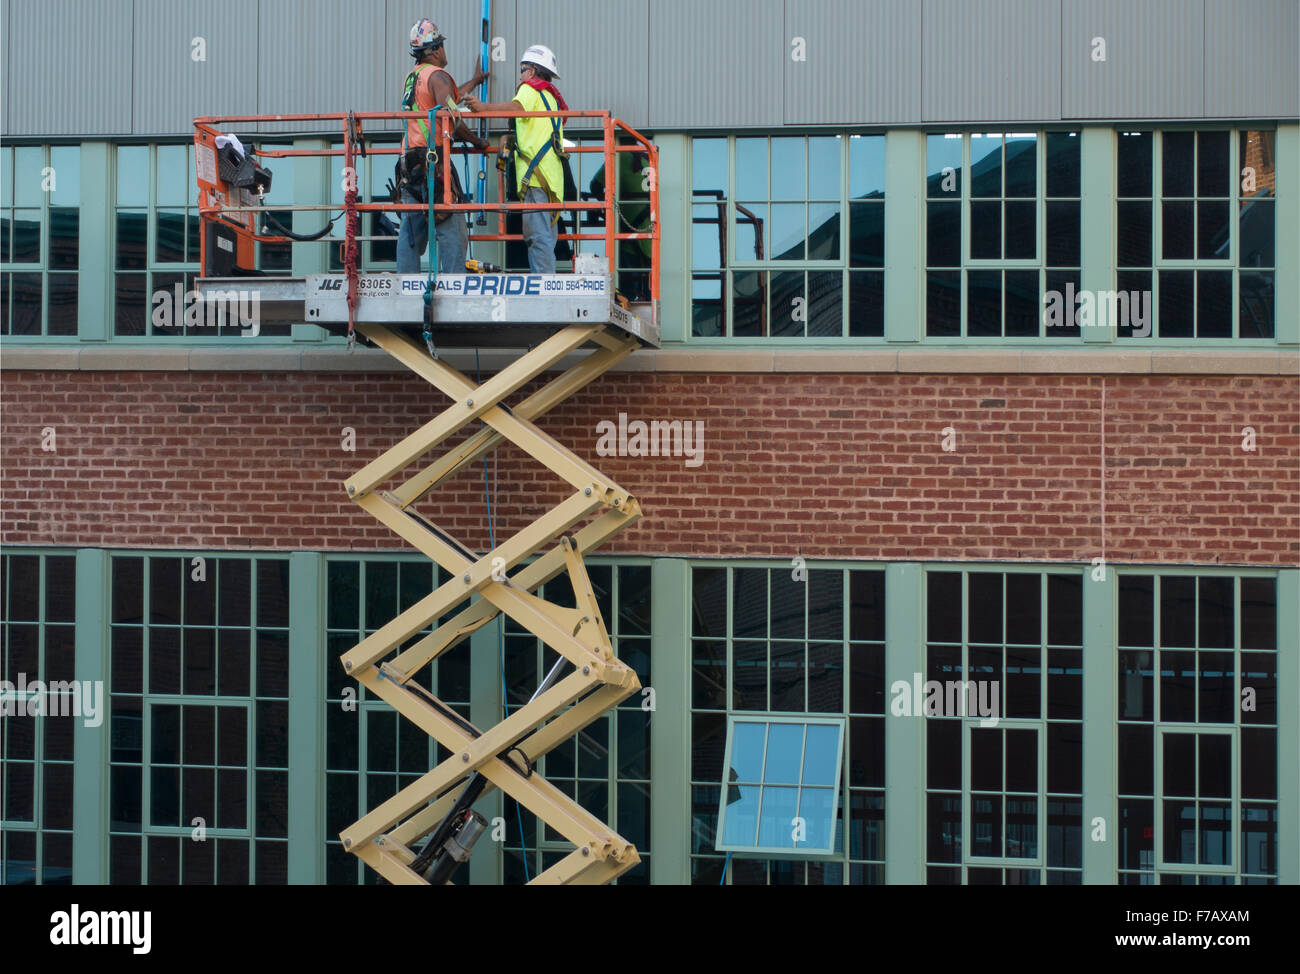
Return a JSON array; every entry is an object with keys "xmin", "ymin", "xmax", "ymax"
[
  {"xmin": 477, "ymin": 347, "xmax": 530, "ymax": 882},
  {"xmin": 719, "ymin": 851, "xmax": 733, "ymax": 885}
]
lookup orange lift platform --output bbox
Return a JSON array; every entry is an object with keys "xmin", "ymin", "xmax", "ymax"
[{"xmin": 193, "ymin": 107, "xmax": 658, "ymax": 884}]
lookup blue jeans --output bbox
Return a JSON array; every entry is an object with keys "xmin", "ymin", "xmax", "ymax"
[
  {"xmin": 397, "ymin": 186, "xmax": 467, "ymax": 274},
  {"xmin": 521, "ymin": 185, "xmax": 557, "ymax": 273}
]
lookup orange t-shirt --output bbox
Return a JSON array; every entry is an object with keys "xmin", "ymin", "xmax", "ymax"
[{"xmin": 405, "ymin": 63, "xmax": 459, "ymax": 149}]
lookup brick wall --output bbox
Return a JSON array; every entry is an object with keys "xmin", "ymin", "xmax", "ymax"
[{"xmin": 3, "ymin": 370, "xmax": 1296, "ymax": 565}]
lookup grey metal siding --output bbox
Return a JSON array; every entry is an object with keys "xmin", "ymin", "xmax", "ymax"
[
  {"xmin": 783, "ymin": 0, "xmax": 922, "ymax": 125},
  {"xmin": 1204, "ymin": 0, "xmax": 1299, "ymax": 118},
  {"xmin": 514, "ymin": 0, "xmax": 649, "ymax": 130},
  {"xmin": 1061, "ymin": 0, "xmax": 1205, "ymax": 119},
  {"xmin": 649, "ymin": 0, "xmax": 785, "ymax": 129},
  {"xmin": 5, "ymin": 0, "xmax": 134, "ymax": 135},
  {"xmin": 922, "ymin": 0, "xmax": 1061, "ymax": 122},
  {"xmin": 255, "ymin": 0, "xmax": 388, "ymax": 134},
  {"xmin": 132, "ymin": 0, "xmax": 260, "ymax": 136}
]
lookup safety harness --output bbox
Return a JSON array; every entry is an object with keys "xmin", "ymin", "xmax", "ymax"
[{"xmin": 516, "ymin": 91, "xmax": 566, "ymax": 224}]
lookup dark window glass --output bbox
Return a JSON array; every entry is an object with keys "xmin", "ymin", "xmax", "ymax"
[
  {"xmin": 849, "ymin": 716, "xmax": 884, "ymax": 788},
  {"xmin": 1163, "ymin": 733, "xmax": 1195, "ymax": 796},
  {"xmin": 1240, "ymin": 651, "xmax": 1277, "ymax": 725},
  {"xmin": 1197, "ymin": 576, "xmax": 1234, "ymax": 648},
  {"xmin": 732, "ymin": 568, "xmax": 767, "ymax": 639},
  {"xmin": 116, "ymin": 210, "xmax": 147, "ymax": 269},
  {"xmin": 968, "ymin": 573, "xmax": 1003, "ymax": 643},
  {"xmin": 1197, "ymin": 132, "xmax": 1230, "ymax": 197},
  {"xmin": 927, "ymin": 572, "xmax": 961, "ymax": 642},
  {"xmin": 1004, "ymin": 270, "xmax": 1039, "ymax": 337},
  {"xmin": 1119, "ymin": 650, "xmax": 1154, "ymax": 721},
  {"xmin": 691, "ymin": 567, "xmax": 727, "ymax": 638},
  {"xmin": 927, "ymin": 201, "xmax": 960, "ymax": 267},
  {"xmin": 1197, "ymin": 200, "xmax": 1230, "ymax": 260},
  {"xmin": 732, "ymin": 270, "xmax": 763, "ymax": 337},
  {"xmin": 1004, "ymin": 136, "xmax": 1036, "ymax": 197},
  {"xmin": 218, "ymin": 560, "xmax": 251, "ymax": 626},
  {"xmin": 1045, "ymin": 133, "xmax": 1080, "ymax": 197},
  {"xmin": 1047, "ymin": 724, "xmax": 1082, "ymax": 794},
  {"xmin": 849, "ymin": 202, "xmax": 884, "ymax": 268},
  {"xmin": 1239, "ymin": 577, "xmax": 1276, "ymax": 649},
  {"xmin": 927, "ymin": 719, "xmax": 961, "ymax": 789},
  {"xmin": 849, "ymin": 643, "xmax": 884, "ymax": 715},
  {"xmin": 1158, "ymin": 270, "xmax": 1195, "ymax": 338},
  {"xmin": 971, "ymin": 136, "xmax": 1002, "ymax": 197},
  {"xmin": 1197, "ymin": 270, "xmax": 1232, "ymax": 338},
  {"xmin": 731, "ymin": 641, "xmax": 767, "ymax": 710},
  {"xmin": 1198, "ymin": 735, "xmax": 1231, "ymax": 798},
  {"xmin": 966, "ymin": 270, "xmax": 1001, "ymax": 337},
  {"xmin": 1119, "ymin": 575, "xmax": 1154, "ymax": 646},
  {"xmin": 49, "ymin": 208, "xmax": 79, "ymax": 269},
  {"xmin": 1162, "ymin": 200, "xmax": 1194, "ymax": 259},
  {"xmin": 1160, "ymin": 651, "xmax": 1196, "ymax": 722},
  {"xmin": 1046, "ymin": 201, "xmax": 1080, "ymax": 267},
  {"xmin": 926, "ymin": 271, "xmax": 960, "ymax": 337},
  {"xmin": 11, "ymin": 210, "xmax": 40, "ymax": 262},
  {"xmin": 1048, "ymin": 648, "xmax": 1083, "ymax": 720},
  {"xmin": 9, "ymin": 272, "xmax": 41, "ymax": 335},
  {"xmin": 1047, "ymin": 575, "xmax": 1082, "ymax": 646},
  {"xmin": 1118, "ymin": 797, "xmax": 1153, "ymax": 868},
  {"xmin": 1117, "ymin": 132, "xmax": 1152, "ymax": 198},
  {"xmin": 1240, "ymin": 728, "xmax": 1276, "ymax": 800},
  {"xmin": 692, "ymin": 640, "xmax": 726, "ymax": 710},
  {"xmin": 1003, "ymin": 201, "xmax": 1035, "ymax": 259},
  {"xmin": 1159, "ymin": 577, "xmax": 1196, "ymax": 647},
  {"xmin": 1239, "ymin": 200, "xmax": 1275, "ymax": 267},
  {"xmin": 1162, "ymin": 132, "xmax": 1195, "ymax": 197},
  {"xmin": 1116, "ymin": 201, "xmax": 1152, "ymax": 267},
  {"xmin": 970, "ymin": 201, "xmax": 1000, "ymax": 259},
  {"xmin": 848, "ymin": 271, "xmax": 884, "ymax": 337},
  {"xmin": 1238, "ymin": 271, "xmax": 1274, "ymax": 338}
]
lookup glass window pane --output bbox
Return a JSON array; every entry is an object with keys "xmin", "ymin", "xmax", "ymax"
[
  {"xmin": 770, "ymin": 203, "xmax": 805, "ymax": 260},
  {"xmin": 11, "ymin": 209, "xmax": 40, "ymax": 262},
  {"xmin": 1197, "ymin": 200, "xmax": 1230, "ymax": 259},
  {"xmin": 1240, "ymin": 577, "xmax": 1276, "ymax": 649},
  {"xmin": 735, "ymin": 203, "xmax": 766, "ymax": 260},
  {"xmin": 49, "ymin": 208, "xmax": 79, "ymax": 270},
  {"xmin": 1162, "ymin": 132, "xmax": 1195, "ymax": 197},
  {"xmin": 1006, "ymin": 729, "xmax": 1037, "ymax": 792},
  {"xmin": 691, "ymin": 273, "xmax": 723, "ymax": 337},
  {"xmin": 1239, "ymin": 131, "xmax": 1275, "ymax": 198},
  {"xmin": 807, "ymin": 203, "xmax": 840, "ymax": 261},
  {"xmin": 14, "ymin": 146, "xmax": 44, "ymax": 206},
  {"xmin": 848, "ymin": 271, "xmax": 884, "ymax": 337},
  {"xmin": 1118, "ymin": 131, "xmax": 1152, "ymax": 198},
  {"xmin": 802, "ymin": 724, "xmax": 839, "ymax": 785},
  {"xmin": 1004, "ymin": 133, "xmax": 1036, "ymax": 197},
  {"xmin": 970, "ymin": 200, "xmax": 1001, "ymax": 259},
  {"xmin": 736, "ymin": 137, "xmax": 768, "ymax": 200},
  {"xmin": 1161, "ymin": 650, "xmax": 1196, "ymax": 722},
  {"xmin": 1238, "ymin": 271, "xmax": 1273, "ymax": 338},
  {"xmin": 971, "ymin": 728, "xmax": 1002, "ymax": 791},
  {"xmin": 8, "ymin": 272, "xmax": 41, "ymax": 335},
  {"xmin": 970, "ymin": 134, "xmax": 1002, "ymax": 197},
  {"xmin": 966, "ymin": 269, "xmax": 1002, "ymax": 337},
  {"xmin": 927, "ymin": 134, "xmax": 962, "ymax": 197},
  {"xmin": 117, "ymin": 146, "xmax": 149, "ymax": 207},
  {"xmin": 1198, "ymin": 734, "xmax": 1231, "ymax": 798},
  {"xmin": 1197, "ymin": 270, "xmax": 1232, "ymax": 338},
  {"xmin": 1117, "ymin": 201, "xmax": 1152, "ymax": 267},
  {"xmin": 757, "ymin": 785, "xmax": 799, "ymax": 848},
  {"xmin": 848, "ymin": 135, "xmax": 884, "ymax": 199},
  {"xmin": 49, "ymin": 145, "xmax": 80, "ymax": 206},
  {"xmin": 797, "ymin": 787, "xmax": 834, "ymax": 848},
  {"xmin": 849, "ymin": 202, "xmax": 883, "ymax": 268},
  {"xmin": 764, "ymin": 723, "xmax": 804, "ymax": 785},
  {"xmin": 692, "ymin": 138, "xmax": 727, "ymax": 198},
  {"xmin": 692, "ymin": 204, "xmax": 722, "ymax": 267},
  {"xmin": 1045, "ymin": 132, "xmax": 1080, "ymax": 197},
  {"xmin": 770, "ymin": 138, "xmax": 805, "ymax": 201},
  {"xmin": 927, "ymin": 201, "xmax": 960, "ymax": 267},
  {"xmin": 1197, "ymin": 131, "xmax": 1230, "ymax": 197},
  {"xmin": 926, "ymin": 270, "xmax": 961, "ymax": 337},
  {"xmin": 1162, "ymin": 200, "xmax": 1194, "ymax": 259},
  {"xmin": 1046, "ymin": 201, "xmax": 1079, "ymax": 267},
  {"xmin": 1240, "ymin": 199, "xmax": 1275, "ymax": 267},
  {"xmin": 158, "ymin": 145, "xmax": 189, "ymax": 207},
  {"xmin": 1004, "ymin": 202, "xmax": 1035, "ymax": 259},
  {"xmin": 730, "ymin": 721, "xmax": 766, "ymax": 781},
  {"xmin": 1163, "ymin": 732, "xmax": 1195, "ymax": 795},
  {"xmin": 808, "ymin": 136, "xmax": 841, "ymax": 199}
]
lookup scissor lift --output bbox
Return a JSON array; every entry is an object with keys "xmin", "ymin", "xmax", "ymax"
[{"xmin": 193, "ymin": 108, "xmax": 659, "ymax": 884}]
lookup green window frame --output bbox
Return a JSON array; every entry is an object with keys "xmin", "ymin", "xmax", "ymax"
[
  {"xmin": 1115, "ymin": 128, "xmax": 1277, "ymax": 340},
  {"xmin": 0, "ymin": 144, "xmax": 81, "ymax": 337},
  {"xmin": 716, "ymin": 715, "xmax": 846, "ymax": 857},
  {"xmin": 0, "ymin": 551, "xmax": 77, "ymax": 885},
  {"xmin": 689, "ymin": 563, "xmax": 886, "ymax": 885},
  {"xmin": 924, "ymin": 130, "xmax": 1082, "ymax": 340},
  {"xmin": 500, "ymin": 561, "xmax": 652, "ymax": 885},
  {"xmin": 1115, "ymin": 572, "xmax": 1278, "ymax": 885},
  {"xmin": 689, "ymin": 134, "xmax": 885, "ymax": 340},
  {"xmin": 106, "ymin": 552, "xmax": 291, "ymax": 884},
  {"xmin": 322, "ymin": 555, "xmax": 463, "ymax": 886},
  {"xmin": 923, "ymin": 567, "xmax": 1085, "ymax": 885}
]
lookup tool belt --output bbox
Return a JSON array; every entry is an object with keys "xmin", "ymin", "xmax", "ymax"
[{"xmin": 395, "ymin": 146, "xmax": 465, "ymax": 211}]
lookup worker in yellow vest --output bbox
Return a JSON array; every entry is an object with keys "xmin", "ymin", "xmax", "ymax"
[{"xmin": 463, "ymin": 45, "xmax": 566, "ymax": 273}]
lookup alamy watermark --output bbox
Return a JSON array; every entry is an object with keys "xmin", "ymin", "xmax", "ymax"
[
  {"xmin": 151, "ymin": 283, "xmax": 261, "ymax": 336},
  {"xmin": 0, "ymin": 673, "xmax": 104, "ymax": 728},
  {"xmin": 595, "ymin": 412, "xmax": 704, "ymax": 468},
  {"xmin": 1042, "ymin": 283, "xmax": 1151, "ymax": 338},
  {"xmin": 890, "ymin": 672, "xmax": 1001, "ymax": 726}
]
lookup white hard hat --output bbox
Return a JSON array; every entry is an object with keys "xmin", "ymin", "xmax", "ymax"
[{"xmin": 520, "ymin": 44, "xmax": 559, "ymax": 78}]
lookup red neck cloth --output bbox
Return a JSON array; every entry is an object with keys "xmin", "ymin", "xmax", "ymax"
[{"xmin": 522, "ymin": 77, "xmax": 568, "ymax": 112}]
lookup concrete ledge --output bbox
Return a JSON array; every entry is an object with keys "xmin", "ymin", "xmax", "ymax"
[{"xmin": 1, "ymin": 345, "xmax": 1296, "ymax": 377}]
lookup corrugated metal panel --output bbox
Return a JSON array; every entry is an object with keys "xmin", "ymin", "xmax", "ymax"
[
  {"xmin": 1204, "ymin": 0, "xmax": 1298, "ymax": 118},
  {"xmin": 922, "ymin": 0, "xmax": 1060, "ymax": 122},
  {"xmin": 649, "ymin": 0, "xmax": 784, "ymax": 129},
  {"xmin": 381, "ymin": 0, "xmax": 489, "ymax": 134},
  {"xmin": 1061, "ymin": 0, "xmax": 1205, "ymax": 119},
  {"xmin": 783, "ymin": 0, "xmax": 921, "ymax": 125},
  {"xmin": 132, "ymin": 0, "xmax": 260, "ymax": 136},
  {"xmin": 5, "ymin": 0, "xmax": 134, "ymax": 135},
  {"xmin": 255, "ymin": 0, "xmax": 388, "ymax": 134},
  {"xmin": 514, "ymin": 0, "xmax": 648, "ymax": 131}
]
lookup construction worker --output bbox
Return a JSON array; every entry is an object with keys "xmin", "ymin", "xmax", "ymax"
[
  {"xmin": 463, "ymin": 45, "xmax": 566, "ymax": 273},
  {"xmin": 397, "ymin": 18, "xmax": 490, "ymax": 275}
]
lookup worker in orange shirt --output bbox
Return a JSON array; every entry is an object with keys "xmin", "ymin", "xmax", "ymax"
[{"xmin": 396, "ymin": 18, "xmax": 490, "ymax": 274}]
